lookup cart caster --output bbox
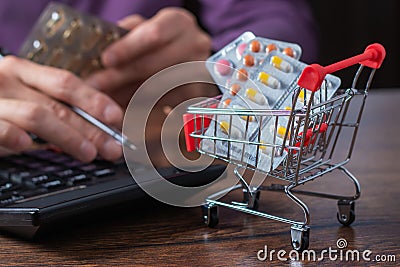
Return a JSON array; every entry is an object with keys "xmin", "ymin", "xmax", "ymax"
[
  {"xmin": 291, "ymin": 226, "xmax": 310, "ymax": 252},
  {"xmin": 243, "ymin": 190, "xmax": 260, "ymax": 211},
  {"xmin": 337, "ymin": 200, "xmax": 355, "ymax": 226},
  {"xmin": 201, "ymin": 204, "xmax": 219, "ymax": 228}
]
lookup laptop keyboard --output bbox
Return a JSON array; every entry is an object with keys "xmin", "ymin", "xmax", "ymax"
[{"xmin": 0, "ymin": 149, "xmax": 124, "ymax": 207}]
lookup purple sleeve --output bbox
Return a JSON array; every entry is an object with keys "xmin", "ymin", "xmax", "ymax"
[{"xmin": 198, "ymin": 0, "xmax": 318, "ymax": 63}]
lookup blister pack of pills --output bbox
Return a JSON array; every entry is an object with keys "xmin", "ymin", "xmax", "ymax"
[
  {"xmin": 202, "ymin": 32, "xmax": 342, "ymax": 172},
  {"xmin": 18, "ymin": 2, "xmax": 128, "ymax": 78}
]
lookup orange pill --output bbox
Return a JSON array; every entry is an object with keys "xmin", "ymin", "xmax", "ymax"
[
  {"xmin": 243, "ymin": 54, "xmax": 255, "ymax": 67},
  {"xmin": 249, "ymin": 40, "xmax": 261, "ymax": 52},
  {"xmin": 229, "ymin": 84, "xmax": 241, "ymax": 96},
  {"xmin": 282, "ymin": 47, "xmax": 295, "ymax": 58},
  {"xmin": 222, "ymin": 98, "xmax": 232, "ymax": 108},
  {"xmin": 236, "ymin": 68, "xmax": 249, "ymax": 81},
  {"xmin": 266, "ymin": 43, "xmax": 277, "ymax": 54}
]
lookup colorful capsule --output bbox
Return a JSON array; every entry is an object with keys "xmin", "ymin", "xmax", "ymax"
[
  {"xmin": 298, "ymin": 89, "xmax": 306, "ymax": 102},
  {"xmin": 282, "ymin": 47, "xmax": 295, "ymax": 58},
  {"xmin": 229, "ymin": 84, "xmax": 241, "ymax": 96},
  {"xmin": 277, "ymin": 125, "xmax": 287, "ymax": 138},
  {"xmin": 236, "ymin": 68, "xmax": 249, "ymax": 81},
  {"xmin": 243, "ymin": 54, "xmax": 255, "ymax": 67},
  {"xmin": 236, "ymin": 42, "xmax": 247, "ymax": 59},
  {"xmin": 249, "ymin": 40, "xmax": 261, "ymax": 52},
  {"xmin": 271, "ymin": 56, "xmax": 292, "ymax": 73},
  {"xmin": 245, "ymin": 88, "xmax": 267, "ymax": 106},
  {"xmin": 259, "ymin": 141, "xmax": 273, "ymax": 155},
  {"xmin": 232, "ymin": 105, "xmax": 255, "ymax": 122},
  {"xmin": 215, "ymin": 59, "xmax": 233, "ymax": 76},
  {"xmin": 266, "ymin": 43, "xmax": 277, "ymax": 54},
  {"xmin": 258, "ymin": 72, "xmax": 280, "ymax": 89},
  {"xmin": 219, "ymin": 121, "xmax": 242, "ymax": 139},
  {"xmin": 222, "ymin": 98, "xmax": 232, "ymax": 108}
]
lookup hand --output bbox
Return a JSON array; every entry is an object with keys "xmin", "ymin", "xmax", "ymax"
[
  {"xmin": 85, "ymin": 7, "xmax": 212, "ymax": 107},
  {"xmin": 0, "ymin": 56, "xmax": 124, "ymax": 162}
]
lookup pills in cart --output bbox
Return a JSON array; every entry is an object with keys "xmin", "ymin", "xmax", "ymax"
[
  {"xmin": 249, "ymin": 40, "xmax": 261, "ymax": 52},
  {"xmin": 232, "ymin": 105, "xmax": 255, "ymax": 122},
  {"xmin": 219, "ymin": 121, "xmax": 242, "ymax": 139},
  {"xmin": 266, "ymin": 43, "xmax": 278, "ymax": 54},
  {"xmin": 282, "ymin": 47, "xmax": 295, "ymax": 58},
  {"xmin": 215, "ymin": 59, "xmax": 233, "ymax": 76},
  {"xmin": 229, "ymin": 84, "xmax": 241, "ymax": 96},
  {"xmin": 258, "ymin": 72, "xmax": 280, "ymax": 89},
  {"xmin": 237, "ymin": 68, "xmax": 249, "ymax": 81},
  {"xmin": 271, "ymin": 55, "xmax": 293, "ymax": 73},
  {"xmin": 243, "ymin": 54, "xmax": 255, "ymax": 67},
  {"xmin": 246, "ymin": 88, "xmax": 267, "ymax": 106}
]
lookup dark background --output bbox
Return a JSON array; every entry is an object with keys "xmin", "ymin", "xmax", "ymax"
[{"xmin": 309, "ymin": 0, "xmax": 399, "ymax": 88}]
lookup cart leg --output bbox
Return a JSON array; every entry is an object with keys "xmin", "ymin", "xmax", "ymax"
[
  {"xmin": 339, "ymin": 166, "xmax": 361, "ymax": 201},
  {"xmin": 201, "ymin": 203, "xmax": 219, "ymax": 228},
  {"xmin": 232, "ymin": 167, "xmax": 260, "ymax": 210},
  {"xmin": 291, "ymin": 225, "xmax": 310, "ymax": 252},
  {"xmin": 285, "ymin": 184, "xmax": 310, "ymax": 226},
  {"xmin": 242, "ymin": 189, "xmax": 260, "ymax": 210},
  {"xmin": 337, "ymin": 200, "xmax": 355, "ymax": 226}
]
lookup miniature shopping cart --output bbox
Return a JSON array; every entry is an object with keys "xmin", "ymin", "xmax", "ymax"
[{"xmin": 183, "ymin": 44, "xmax": 385, "ymax": 251}]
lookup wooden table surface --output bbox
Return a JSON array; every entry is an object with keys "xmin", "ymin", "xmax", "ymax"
[{"xmin": 0, "ymin": 89, "xmax": 399, "ymax": 266}]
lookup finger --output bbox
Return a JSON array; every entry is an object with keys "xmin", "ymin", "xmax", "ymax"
[
  {"xmin": 86, "ymin": 31, "xmax": 210, "ymax": 92},
  {"xmin": 0, "ymin": 99, "xmax": 97, "ymax": 162},
  {"xmin": 1, "ymin": 56, "xmax": 123, "ymax": 126},
  {"xmin": 0, "ymin": 120, "xmax": 32, "ymax": 152},
  {"xmin": 6, "ymin": 86, "xmax": 123, "ymax": 161},
  {"xmin": 117, "ymin": 14, "xmax": 145, "ymax": 30},
  {"xmin": 102, "ymin": 8, "xmax": 194, "ymax": 67}
]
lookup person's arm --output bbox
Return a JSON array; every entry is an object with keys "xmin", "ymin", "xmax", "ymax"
[
  {"xmin": 198, "ymin": 0, "xmax": 318, "ymax": 63},
  {"xmin": 0, "ymin": 56, "xmax": 123, "ymax": 162}
]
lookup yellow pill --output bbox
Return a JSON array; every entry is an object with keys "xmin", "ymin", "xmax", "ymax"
[
  {"xmin": 298, "ymin": 90, "xmax": 306, "ymax": 102},
  {"xmin": 245, "ymin": 88, "xmax": 267, "ymax": 105},
  {"xmin": 271, "ymin": 56, "xmax": 292, "ymax": 73},
  {"xmin": 259, "ymin": 141, "xmax": 273, "ymax": 155},
  {"xmin": 219, "ymin": 121, "xmax": 242, "ymax": 139},
  {"xmin": 258, "ymin": 72, "xmax": 280, "ymax": 89},
  {"xmin": 219, "ymin": 121, "xmax": 230, "ymax": 135},
  {"xmin": 232, "ymin": 105, "xmax": 255, "ymax": 122},
  {"xmin": 284, "ymin": 106, "xmax": 292, "ymax": 110},
  {"xmin": 277, "ymin": 126, "xmax": 287, "ymax": 138}
]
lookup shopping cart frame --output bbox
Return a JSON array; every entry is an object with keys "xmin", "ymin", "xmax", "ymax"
[{"xmin": 183, "ymin": 43, "xmax": 385, "ymax": 251}]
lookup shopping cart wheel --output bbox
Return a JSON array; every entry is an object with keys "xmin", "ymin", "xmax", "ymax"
[
  {"xmin": 242, "ymin": 190, "xmax": 260, "ymax": 211},
  {"xmin": 291, "ymin": 226, "xmax": 310, "ymax": 252},
  {"xmin": 337, "ymin": 200, "xmax": 355, "ymax": 226},
  {"xmin": 201, "ymin": 204, "xmax": 219, "ymax": 228}
]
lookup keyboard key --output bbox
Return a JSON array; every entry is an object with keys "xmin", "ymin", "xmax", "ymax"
[
  {"xmin": 41, "ymin": 180, "xmax": 63, "ymax": 189},
  {"xmin": 79, "ymin": 164, "xmax": 99, "ymax": 172},
  {"xmin": 55, "ymin": 169, "xmax": 78, "ymax": 178},
  {"xmin": 93, "ymin": 168, "xmax": 115, "ymax": 178},
  {"xmin": 64, "ymin": 160, "xmax": 85, "ymax": 168},
  {"xmin": 10, "ymin": 170, "xmax": 43, "ymax": 184},
  {"xmin": 67, "ymin": 174, "xmax": 91, "ymax": 185},
  {"xmin": 29, "ymin": 174, "xmax": 51, "ymax": 185},
  {"xmin": 0, "ymin": 192, "xmax": 24, "ymax": 206},
  {"xmin": 0, "ymin": 182, "xmax": 20, "ymax": 193},
  {"xmin": 39, "ymin": 165, "xmax": 64, "ymax": 172}
]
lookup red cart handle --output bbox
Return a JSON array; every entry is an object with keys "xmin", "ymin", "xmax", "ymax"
[{"xmin": 298, "ymin": 43, "xmax": 386, "ymax": 92}]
